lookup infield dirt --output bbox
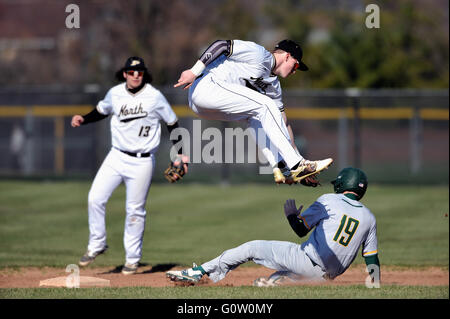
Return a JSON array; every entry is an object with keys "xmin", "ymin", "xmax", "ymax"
[{"xmin": 0, "ymin": 265, "xmax": 447, "ymax": 288}]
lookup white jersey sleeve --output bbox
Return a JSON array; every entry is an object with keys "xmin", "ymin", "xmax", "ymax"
[
  {"xmin": 205, "ymin": 40, "xmax": 284, "ymax": 112},
  {"xmin": 154, "ymin": 91, "xmax": 178, "ymax": 125},
  {"xmin": 362, "ymin": 215, "xmax": 378, "ymax": 257},
  {"xmin": 96, "ymin": 89, "xmax": 113, "ymax": 115},
  {"xmin": 264, "ymin": 76, "xmax": 284, "ymax": 111},
  {"xmin": 228, "ymin": 40, "xmax": 267, "ymax": 65}
]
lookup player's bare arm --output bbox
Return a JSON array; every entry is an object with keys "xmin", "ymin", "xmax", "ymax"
[{"xmin": 174, "ymin": 40, "xmax": 232, "ymax": 90}]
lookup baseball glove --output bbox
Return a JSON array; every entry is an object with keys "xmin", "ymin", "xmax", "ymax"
[
  {"xmin": 164, "ymin": 155, "xmax": 189, "ymax": 183},
  {"xmin": 299, "ymin": 174, "xmax": 321, "ymax": 187}
]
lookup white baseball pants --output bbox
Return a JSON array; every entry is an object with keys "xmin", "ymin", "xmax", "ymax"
[
  {"xmin": 201, "ymin": 240, "xmax": 326, "ymax": 283},
  {"xmin": 86, "ymin": 147, "xmax": 155, "ymax": 265},
  {"xmin": 189, "ymin": 74, "xmax": 303, "ymax": 168}
]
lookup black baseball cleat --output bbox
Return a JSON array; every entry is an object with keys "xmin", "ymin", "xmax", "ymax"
[
  {"xmin": 121, "ymin": 262, "xmax": 139, "ymax": 275},
  {"xmin": 78, "ymin": 245, "xmax": 108, "ymax": 267}
]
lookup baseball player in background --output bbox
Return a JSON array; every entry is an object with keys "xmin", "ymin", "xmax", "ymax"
[
  {"xmin": 71, "ymin": 56, "xmax": 188, "ymax": 275},
  {"xmin": 174, "ymin": 39, "xmax": 333, "ymax": 185},
  {"xmin": 167, "ymin": 167, "xmax": 380, "ymax": 286}
]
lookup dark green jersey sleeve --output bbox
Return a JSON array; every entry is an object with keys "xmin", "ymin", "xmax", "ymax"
[{"xmin": 287, "ymin": 214, "xmax": 310, "ymax": 238}]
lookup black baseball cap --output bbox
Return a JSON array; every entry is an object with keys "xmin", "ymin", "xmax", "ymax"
[
  {"xmin": 115, "ymin": 56, "xmax": 153, "ymax": 83},
  {"xmin": 122, "ymin": 56, "xmax": 148, "ymax": 71},
  {"xmin": 274, "ymin": 40, "xmax": 309, "ymax": 71}
]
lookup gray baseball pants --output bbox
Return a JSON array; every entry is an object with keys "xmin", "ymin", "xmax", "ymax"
[{"xmin": 201, "ymin": 240, "xmax": 326, "ymax": 283}]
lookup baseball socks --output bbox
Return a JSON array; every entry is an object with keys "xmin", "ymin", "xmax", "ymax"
[{"xmin": 193, "ymin": 264, "xmax": 207, "ymax": 275}]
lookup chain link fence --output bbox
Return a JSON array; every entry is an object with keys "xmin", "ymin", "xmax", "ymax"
[{"xmin": 0, "ymin": 86, "xmax": 448, "ymax": 184}]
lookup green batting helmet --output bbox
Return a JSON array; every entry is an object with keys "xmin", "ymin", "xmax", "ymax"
[{"xmin": 331, "ymin": 167, "xmax": 368, "ymax": 200}]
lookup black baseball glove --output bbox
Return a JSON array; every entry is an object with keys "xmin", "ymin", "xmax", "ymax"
[
  {"xmin": 299, "ymin": 174, "xmax": 321, "ymax": 187},
  {"xmin": 164, "ymin": 155, "xmax": 189, "ymax": 183}
]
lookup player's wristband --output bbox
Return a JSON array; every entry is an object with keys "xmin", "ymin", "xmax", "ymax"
[{"xmin": 190, "ymin": 60, "xmax": 205, "ymax": 77}]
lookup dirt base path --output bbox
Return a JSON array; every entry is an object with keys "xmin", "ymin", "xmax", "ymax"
[{"xmin": 0, "ymin": 265, "xmax": 447, "ymax": 288}]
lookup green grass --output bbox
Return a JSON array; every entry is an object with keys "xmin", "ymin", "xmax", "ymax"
[
  {"xmin": 0, "ymin": 285, "xmax": 448, "ymax": 299},
  {"xmin": 0, "ymin": 181, "xmax": 448, "ymax": 268},
  {"xmin": 0, "ymin": 180, "xmax": 448, "ymax": 299}
]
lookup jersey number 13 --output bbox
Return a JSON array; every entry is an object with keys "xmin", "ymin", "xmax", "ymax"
[{"xmin": 139, "ymin": 126, "xmax": 150, "ymax": 137}]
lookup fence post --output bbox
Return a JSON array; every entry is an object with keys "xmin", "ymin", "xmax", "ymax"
[
  {"xmin": 54, "ymin": 116, "xmax": 65, "ymax": 175},
  {"xmin": 23, "ymin": 106, "xmax": 34, "ymax": 175},
  {"xmin": 410, "ymin": 106, "xmax": 422, "ymax": 174},
  {"xmin": 346, "ymin": 88, "xmax": 361, "ymax": 168},
  {"xmin": 338, "ymin": 108, "xmax": 349, "ymax": 170}
]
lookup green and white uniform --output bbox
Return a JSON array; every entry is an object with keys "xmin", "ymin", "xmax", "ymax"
[
  {"xmin": 201, "ymin": 193, "xmax": 378, "ymax": 282},
  {"xmin": 300, "ymin": 193, "xmax": 378, "ymax": 279}
]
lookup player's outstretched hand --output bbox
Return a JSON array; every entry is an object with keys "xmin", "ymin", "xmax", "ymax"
[
  {"xmin": 174, "ymin": 70, "xmax": 196, "ymax": 90},
  {"xmin": 71, "ymin": 115, "xmax": 84, "ymax": 127},
  {"xmin": 284, "ymin": 199, "xmax": 303, "ymax": 218}
]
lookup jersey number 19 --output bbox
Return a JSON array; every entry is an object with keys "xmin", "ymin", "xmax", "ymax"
[{"xmin": 333, "ymin": 215, "xmax": 360, "ymax": 247}]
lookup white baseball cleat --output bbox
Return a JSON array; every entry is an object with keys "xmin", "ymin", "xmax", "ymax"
[
  {"xmin": 253, "ymin": 277, "xmax": 279, "ymax": 287},
  {"xmin": 166, "ymin": 263, "xmax": 204, "ymax": 284},
  {"xmin": 254, "ymin": 271, "xmax": 304, "ymax": 287},
  {"xmin": 291, "ymin": 158, "xmax": 333, "ymax": 183}
]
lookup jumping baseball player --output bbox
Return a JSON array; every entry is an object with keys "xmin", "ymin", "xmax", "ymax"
[
  {"xmin": 174, "ymin": 39, "xmax": 333, "ymax": 186},
  {"xmin": 72, "ymin": 56, "xmax": 188, "ymax": 275},
  {"xmin": 167, "ymin": 167, "xmax": 380, "ymax": 286}
]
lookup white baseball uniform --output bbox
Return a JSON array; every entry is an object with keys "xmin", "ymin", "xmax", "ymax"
[
  {"xmin": 202, "ymin": 193, "xmax": 378, "ymax": 282},
  {"xmin": 87, "ymin": 82, "xmax": 177, "ymax": 265},
  {"xmin": 188, "ymin": 40, "xmax": 302, "ymax": 168}
]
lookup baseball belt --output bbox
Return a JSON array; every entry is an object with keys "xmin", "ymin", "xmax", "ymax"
[{"xmin": 117, "ymin": 148, "xmax": 151, "ymax": 158}]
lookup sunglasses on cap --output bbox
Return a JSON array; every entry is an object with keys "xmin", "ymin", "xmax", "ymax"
[
  {"xmin": 125, "ymin": 70, "xmax": 144, "ymax": 77},
  {"xmin": 288, "ymin": 54, "xmax": 300, "ymax": 73}
]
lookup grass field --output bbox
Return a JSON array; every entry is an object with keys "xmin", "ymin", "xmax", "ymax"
[
  {"xmin": 0, "ymin": 180, "xmax": 448, "ymax": 300},
  {"xmin": 1, "ymin": 285, "xmax": 447, "ymax": 299}
]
